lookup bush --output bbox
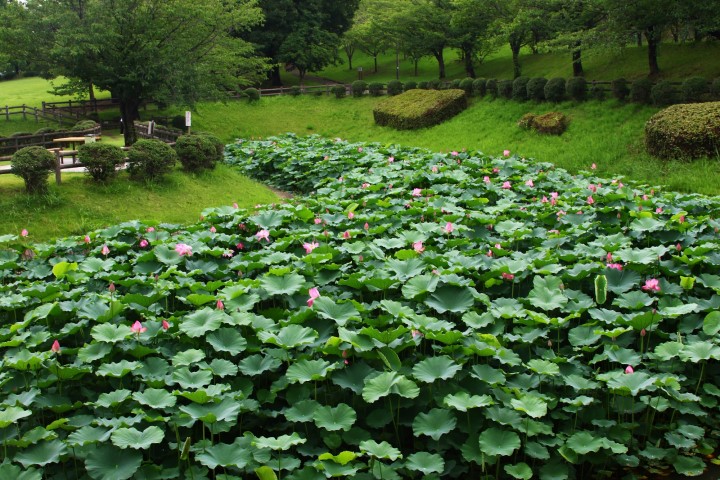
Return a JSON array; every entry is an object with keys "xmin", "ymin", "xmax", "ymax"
[
  {"xmin": 331, "ymin": 85, "xmax": 346, "ymax": 98},
  {"xmin": 449, "ymin": 79, "xmax": 461, "ymax": 90},
  {"xmin": 544, "ymin": 77, "xmax": 566, "ymax": 102},
  {"xmin": 71, "ymin": 120, "xmax": 99, "ymax": 131},
  {"xmin": 196, "ymin": 132, "xmax": 225, "ymax": 163},
  {"xmin": 517, "ymin": 113, "xmax": 537, "ymax": 129},
  {"xmin": 630, "ymin": 78, "xmax": 652, "ymax": 104},
  {"xmin": 526, "ymin": 77, "xmax": 547, "ymax": 101},
  {"xmin": 11, "ymin": 146, "xmax": 56, "ymax": 193},
  {"xmin": 645, "ymin": 101, "xmax": 720, "ymax": 160},
  {"xmin": 589, "ymin": 82, "xmax": 606, "ymax": 101},
  {"xmin": 429, "ymin": 79, "xmax": 441, "ymax": 90},
  {"xmin": 126, "ymin": 139, "xmax": 178, "ymax": 181},
  {"xmin": 459, "ymin": 77, "xmax": 474, "ymax": 96},
  {"xmin": 387, "ymin": 80, "xmax": 403, "ymax": 96},
  {"xmin": 404, "ymin": 81, "xmax": 417, "ymax": 91},
  {"xmin": 175, "ymin": 134, "xmax": 217, "ymax": 172},
  {"xmin": 531, "ymin": 111, "xmax": 569, "ymax": 135},
  {"xmin": 681, "ymin": 77, "xmax": 709, "ymax": 103},
  {"xmin": 373, "ymin": 89, "xmax": 467, "ymax": 130},
  {"xmin": 351, "ymin": 80, "xmax": 367, "ymax": 97},
  {"xmin": 566, "ymin": 77, "xmax": 587, "ymax": 101},
  {"xmin": 418, "ymin": 81, "xmax": 429, "ymax": 89},
  {"xmin": 498, "ymin": 80, "xmax": 513, "ymax": 99},
  {"xmin": 512, "ymin": 76, "xmax": 529, "ymax": 101},
  {"xmin": 486, "ymin": 79, "xmax": 498, "ymax": 98},
  {"xmin": 244, "ymin": 88, "xmax": 260, "ymax": 102},
  {"xmin": 78, "ymin": 142, "xmax": 124, "ymax": 182},
  {"xmin": 472, "ymin": 78, "xmax": 487, "ymax": 97},
  {"xmin": 712, "ymin": 78, "xmax": 720, "ymax": 100},
  {"xmin": 33, "ymin": 127, "xmax": 56, "ymax": 135},
  {"xmin": 289, "ymin": 86, "xmax": 302, "ymax": 97},
  {"xmin": 368, "ymin": 82, "xmax": 384, "ymax": 97},
  {"xmin": 651, "ymin": 80, "xmax": 677, "ymax": 106},
  {"xmin": 611, "ymin": 78, "xmax": 630, "ymax": 101}
]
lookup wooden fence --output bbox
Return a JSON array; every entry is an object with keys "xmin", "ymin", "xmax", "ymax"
[
  {"xmin": 1, "ymin": 104, "xmax": 80, "ymax": 125},
  {"xmin": 135, "ymin": 121, "xmax": 183, "ymax": 143},
  {"xmin": 0, "ymin": 126, "xmax": 102, "ymax": 156}
]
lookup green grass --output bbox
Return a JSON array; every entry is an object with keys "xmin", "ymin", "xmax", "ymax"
[
  {"xmin": 0, "ymin": 164, "xmax": 280, "ymax": 242},
  {"xmin": 188, "ymin": 95, "xmax": 720, "ymax": 196},
  {"xmin": 0, "ymin": 76, "xmax": 110, "ymax": 108}
]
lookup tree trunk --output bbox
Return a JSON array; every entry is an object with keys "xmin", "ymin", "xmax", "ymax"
[
  {"xmin": 434, "ymin": 50, "xmax": 446, "ymax": 79},
  {"xmin": 645, "ymin": 28, "xmax": 660, "ymax": 76},
  {"xmin": 345, "ymin": 46, "xmax": 354, "ymax": 70},
  {"xmin": 269, "ymin": 65, "xmax": 282, "ymax": 87},
  {"xmin": 373, "ymin": 55, "xmax": 378, "ymax": 73},
  {"xmin": 463, "ymin": 45, "xmax": 475, "ymax": 78},
  {"xmin": 636, "ymin": 32, "xmax": 642, "ymax": 46},
  {"xmin": 414, "ymin": 59, "xmax": 419, "ymax": 76},
  {"xmin": 510, "ymin": 42, "xmax": 521, "ymax": 79},
  {"xmin": 88, "ymin": 82, "xmax": 96, "ymax": 102},
  {"xmin": 347, "ymin": 54, "xmax": 353, "ymax": 70},
  {"xmin": 572, "ymin": 45, "xmax": 584, "ymax": 77},
  {"xmin": 119, "ymin": 97, "xmax": 141, "ymax": 146}
]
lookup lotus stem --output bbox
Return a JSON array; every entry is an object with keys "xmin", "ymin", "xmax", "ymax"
[{"xmin": 695, "ymin": 360, "xmax": 706, "ymax": 395}]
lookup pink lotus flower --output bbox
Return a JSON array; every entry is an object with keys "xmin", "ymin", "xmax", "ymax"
[
  {"xmin": 656, "ymin": 207, "xmax": 663, "ymax": 214},
  {"xmin": 101, "ymin": 245, "xmax": 110, "ymax": 256},
  {"xmin": 175, "ymin": 243, "xmax": 192, "ymax": 256},
  {"xmin": 503, "ymin": 150, "xmax": 510, "ymax": 157},
  {"xmin": 444, "ymin": 222, "xmax": 454, "ymax": 234},
  {"xmin": 364, "ymin": 222, "xmax": 369, "ymax": 231},
  {"xmin": 222, "ymin": 250, "xmax": 233, "ymax": 258},
  {"xmin": 210, "ymin": 226, "xmax": 217, "ymax": 233},
  {"xmin": 413, "ymin": 241, "xmax": 425, "ymax": 254},
  {"xmin": 642, "ymin": 278, "xmax": 661, "ymax": 292},
  {"xmin": 131, "ymin": 321, "xmax": 147, "ymax": 334},
  {"xmin": 342, "ymin": 231, "xmax": 351, "ymax": 239},
  {"xmin": 109, "ymin": 282, "xmax": 116, "ymax": 293},
  {"xmin": 588, "ymin": 184, "xmax": 597, "ymax": 193},
  {"xmin": 450, "ymin": 151, "xmax": 459, "ymax": 156},
  {"xmin": 303, "ymin": 241, "xmax": 319, "ymax": 254},
  {"xmin": 502, "ymin": 272, "xmax": 514, "ymax": 281},
  {"xmin": 640, "ymin": 328, "xmax": 647, "ymax": 337},
  {"xmin": 607, "ymin": 263, "xmax": 623, "ymax": 271},
  {"xmin": 412, "ymin": 188, "xmax": 422, "ymax": 197},
  {"xmin": 502, "ymin": 181, "xmax": 512, "ymax": 189},
  {"xmin": 51, "ymin": 340, "xmax": 61, "ymax": 353},
  {"xmin": 84, "ymin": 235, "xmax": 91, "ymax": 244},
  {"xmin": 606, "ymin": 252, "xmax": 613, "ymax": 262},
  {"xmin": 338, "ymin": 176, "xmax": 344, "ymax": 182},
  {"xmin": 146, "ymin": 227, "xmax": 155, "ymax": 233},
  {"xmin": 388, "ymin": 156, "xmax": 394, "ymax": 163},
  {"xmin": 216, "ymin": 299, "xmax": 224, "ymax": 310},
  {"xmin": 362, "ymin": 182, "xmax": 370, "ymax": 189},
  {"xmin": 431, "ymin": 166, "xmax": 438, "ymax": 173},
  {"xmin": 21, "ymin": 229, "xmax": 28, "ymax": 237},
  {"xmin": 256, "ymin": 229, "xmax": 270, "ymax": 242},
  {"xmin": 541, "ymin": 196, "xmax": 548, "ymax": 203},
  {"xmin": 493, "ymin": 167, "xmax": 500, "ymax": 173},
  {"xmin": 625, "ymin": 365, "xmax": 634, "ymax": 374},
  {"xmin": 236, "ymin": 242, "xmax": 244, "ymax": 250},
  {"xmin": 591, "ymin": 163, "xmax": 597, "ymax": 170},
  {"xmin": 314, "ymin": 217, "xmax": 322, "ymax": 224},
  {"xmin": 676, "ymin": 243, "xmax": 682, "ymax": 252},
  {"xmin": 307, "ymin": 287, "xmax": 320, "ymax": 307},
  {"xmin": 162, "ymin": 319, "xmax": 170, "ymax": 331},
  {"xmin": 358, "ymin": 147, "xmax": 363, "ymax": 152},
  {"xmin": 587, "ymin": 196, "xmax": 595, "ymax": 205},
  {"xmin": 525, "ymin": 179, "xmax": 534, "ymax": 187},
  {"xmin": 679, "ymin": 215, "xmax": 685, "ymax": 223},
  {"xmin": 483, "ymin": 176, "xmax": 491, "ymax": 184},
  {"xmin": 139, "ymin": 239, "xmax": 149, "ymax": 248},
  {"xmin": 233, "ymin": 202, "xmax": 239, "ymax": 209},
  {"xmin": 348, "ymin": 211, "xmax": 355, "ymax": 219},
  {"xmin": 411, "ymin": 329, "xmax": 423, "ymax": 338}
]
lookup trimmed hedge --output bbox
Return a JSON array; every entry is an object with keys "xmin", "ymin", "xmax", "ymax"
[
  {"xmin": 611, "ymin": 78, "xmax": 630, "ymax": 101},
  {"xmin": 126, "ymin": 139, "xmax": 178, "ymax": 181},
  {"xmin": 331, "ymin": 85, "xmax": 346, "ymax": 98},
  {"xmin": 526, "ymin": 77, "xmax": 547, "ymax": 101},
  {"xmin": 566, "ymin": 77, "xmax": 587, "ymax": 101},
  {"xmin": 645, "ymin": 101, "xmax": 720, "ymax": 160},
  {"xmin": 387, "ymin": 80, "xmax": 403, "ymax": 96},
  {"xmin": 498, "ymin": 79, "xmax": 513, "ymax": 99},
  {"xmin": 544, "ymin": 77, "xmax": 566, "ymax": 102},
  {"xmin": 368, "ymin": 82, "xmax": 384, "ymax": 97},
  {"xmin": 11, "ymin": 146, "xmax": 56, "ymax": 194},
  {"xmin": 244, "ymin": 88, "xmax": 260, "ymax": 102},
  {"xmin": 404, "ymin": 81, "xmax": 417, "ymax": 91},
  {"xmin": 631, "ymin": 78, "xmax": 653, "ymax": 104},
  {"xmin": 589, "ymin": 82, "xmax": 605, "ymax": 100},
  {"xmin": 71, "ymin": 120, "xmax": 99, "ymax": 131},
  {"xmin": 511, "ymin": 76, "xmax": 529, "ymax": 101},
  {"xmin": 77, "ymin": 142, "xmax": 124, "ymax": 182},
  {"xmin": 459, "ymin": 77, "xmax": 474, "ymax": 96},
  {"xmin": 486, "ymin": 79, "xmax": 498, "ymax": 98},
  {"xmin": 472, "ymin": 78, "xmax": 487, "ymax": 97},
  {"xmin": 681, "ymin": 77, "xmax": 709, "ymax": 103},
  {"xmin": 175, "ymin": 134, "xmax": 218, "ymax": 172},
  {"xmin": 517, "ymin": 111, "xmax": 570, "ymax": 135},
  {"xmin": 651, "ymin": 80, "xmax": 677, "ymax": 106},
  {"xmin": 373, "ymin": 89, "xmax": 467, "ymax": 130},
  {"xmin": 351, "ymin": 80, "xmax": 367, "ymax": 97}
]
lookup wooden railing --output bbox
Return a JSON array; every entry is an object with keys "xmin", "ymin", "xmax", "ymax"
[
  {"xmin": 0, "ymin": 126, "xmax": 102, "ymax": 156},
  {"xmin": 1, "ymin": 104, "xmax": 79, "ymax": 125},
  {"xmin": 135, "ymin": 121, "xmax": 183, "ymax": 142}
]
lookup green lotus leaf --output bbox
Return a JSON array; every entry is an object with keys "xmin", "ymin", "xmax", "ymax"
[
  {"xmin": 77, "ymin": 342, "xmax": 113, "ymax": 362},
  {"xmin": 66, "ymin": 426, "xmax": 112, "ymax": 447},
  {"xmin": 362, "ymin": 372, "xmax": 420, "ymax": 403},
  {"xmin": 111, "ymin": 426, "xmax": 164, "ymax": 449},
  {"xmin": 505, "ymin": 462, "xmax": 533, "ymax": 480},
  {"xmin": 14, "ymin": 439, "xmax": 67, "ymax": 467},
  {"xmin": 261, "ymin": 272, "xmax": 305, "ymax": 295},
  {"xmin": 443, "ymin": 392, "xmax": 494, "ymax": 412},
  {"xmin": 179, "ymin": 308, "xmax": 226, "ymax": 337},
  {"xmin": 179, "ymin": 397, "xmax": 242, "ymax": 424},
  {"xmin": 95, "ymin": 389, "xmax": 131, "ymax": 408},
  {"xmin": 196, "ymin": 441, "xmax": 252, "ymax": 469},
  {"xmin": 172, "ymin": 348, "xmax": 206, "ymax": 367},
  {"xmin": 405, "ymin": 452, "xmax": 444, "ymax": 474},
  {"xmin": 402, "ymin": 274, "xmax": 439, "ymax": 299},
  {"xmin": 527, "ymin": 276, "xmax": 568, "ymax": 311},
  {"xmin": 253, "ymin": 432, "xmax": 306, "ymax": 451},
  {"xmin": 208, "ymin": 358, "xmax": 238, "ymax": 377},
  {"xmin": 412, "ymin": 356, "xmax": 462, "ymax": 383},
  {"xmin": 511, "ymin": 394, "xmax": 548, "ymax": 418},
  {"xmin": 172, "ymin": 367, "xmax": 213, "ymax": 389},
  {"xmin": 238, "ymin": 353, "xmax": 282, "ymax": 376},
  {"xmin": 425, "ymin": 285, "xmax": 476, "ymax": 313},
  {"xmin": 672, "ymin": 456, "xmax": 706, "ymax": 477},
  {"xmin": 132, "ymin": 388, "xmax": 176, "ymax": 409},
  {"xmin": 206, "ymin": 328, "xmax": 247, "ymax": 355},
  {"xmin": 478, "ymin": 428, "xmax": 520, "ymax": 457},
  {"xmin": 680, "ymin": 341, "xmax": 720, "ymax": 362},
  {"xmin": 313, "ymin": 297, "xmax": 361, "ymax": 326},
  {"xmin": 96, "ymin": 360, "xmax": 139, "ymax": 378},
  {"xmin": 52, "ymin": 261, "xmax": 78, "ymax": 279},
  {"xmin": 526, "ymin": 359, "xmax": 560, "ymax": 376},
  {"xmin": 0, "ymin": 459, "xmax": 41, "ymax": 480},
  {"xmin": 613, "ymin": 291, "xmax": 654, "ymax": 310},
  {"xmin": 605, "ymin": 371, "xmax": 656, "ymax": 397},
  {"xmin": 318, "ymin": 451, "xmax": 358, "ymax": 465},
  {"xmin": 359, "ymin": 440, "xmax": 402, "ymax": 460},
  {"xmin": 90, "ymin": 323, "xmax": 130, "ymax": 344},
  {"xmin": 653, "ymin": 341, "xmax": 684, "ymax": 361},
  {"xmin": 0, "ymin": 406, "xmax": 32, "ymax": 428},
  {"xmin": 313, "ymin": 403, "xmax": 356, "ymax": 431},
  {"xmin": 284, "ymin": 399, "xmax": 322, "ymax": 423},
  {"xmin": 84, "ymin": 446, "xmax": 142, "ymax": 480},
  {"xmin": 286, "ymin": 359, "xmax": 335, "ymax": 384},
  {"xmin": 412, "ymin": 408, "xmax": 456, "ymax": 441},
  {"xmin": 703, "ymin": 311, "xmax": 720, "ymax": 336},
  {"xmin": 258, "ymin": 324, "xmax": 318, "ymax": 349},
  {"xmin": 470, "ymin": 364, "xmax": 506, "ymax": 385}
]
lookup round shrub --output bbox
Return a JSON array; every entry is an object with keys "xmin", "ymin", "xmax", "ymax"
[
  {"xmin": 417, "ymin": 81, "xmax": 428, "ymax": 90},
  {"xmin": 71, "ymin": 120, "xmax": 99, "ymax": 131},
  {"xmin": 486, "ymin": 79, "xmax": 498, "ymax": 98},
  {"xmin": 630, "ymin": 78, "xmax": 652, "ymax": 104},
  {"xmin": 681, "ymin": 77, "xmax": 709, "ymax": 103},
  {"xmin": 387, "ymin": 80, "xmax": 403, "ymax": 96},
  {"xmin": 498, "ymin": 80, "xmax": 513, "ymax": 99},
  {"xmin": 33, "ymin": 127, "xmax": 56, "ymax": 135},
  {"xmin": 289, "ymin": 85, "xmax": 301, "ymax": 96},
  {"xmin": 244, "ymin": 88, "xmax": 260, "ymax": 102},
  {"xmin": 526, "ymin": 77, "xmax": 547, "ymax": 101},
  {"xmin": 645, "ymin": 101, "xmax": 720, "ymax": 160},
  {"xmin": 589, "ymin": 82, "xmax": 605, "ymax": 101},
  {"xmin": 544, "ymin": 77, "xmax": 566, "ymax": 102},
  {"xmin": 512, "ymin": 76, "xmax": 529, "ymax": 101},
  {"xmin": 651, "ymin": 80, "xmax": 677, "ymax": 106},
  {"xmin": 429, "ymin": 79, "xmax": 441, "ymax": 90},
  {"xmin": 566, "ymin": 77, "xmax": 587, "ymax": 101},
  {"xmin": 196, "ymin": 132, "xmax": 225, "ymax": 163},
  {"xmin": 175, "ymin": 134, "xmax": 217, "ymax": 172},
  {"xmin": 126, "ymin": 139, "xmax": 178, "ymax": 181},
  {"xmin": 368, "ymin": 82, "xmax": 384, "ymax": 97},
  {"xmin": 404, "ymin": 81, "xmax": 417, "ymax": 91},
  {"xmin": 611, "ymin": 78, "xmax": 630, "ymax": 101},
  {"xmin": 517, "ymin": 113, "xmax": 537, "ymax": 130},
  {"xmin": 712, "ymin": 78, "xmax": 720, "ymax": 100},
  {"xmin": 351, "ymin": 80, "xmax": 367, "ymax": 97},
  {"xmin": 532, "ymin": 111, "xmax": 569, "ymax": 135},
  {"xmin": 472, "ymin": 78, "xmax": 487, "ymax": 97},
  {"xmin": 11, "ymin": 146, "xmax": 56, "ymax": 194},
  {"xmin": 78, "ymin": 142, "xmax": 124, "ymax": 182},
  {"xmin": 331, "ymin": 85, "xmax": 346, "ymax": 98},
  {"xmin": 459, "ymin": 77, "xmax": 474, "ymax": 96},
  {"xmin": 450, "ymin": 79, "xmax": 461, "ymax": 89}
]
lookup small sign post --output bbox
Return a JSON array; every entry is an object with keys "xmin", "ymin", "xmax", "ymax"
[{"xmin": 185, "ymin": 111, "xmax": 192, "ymax": 134}]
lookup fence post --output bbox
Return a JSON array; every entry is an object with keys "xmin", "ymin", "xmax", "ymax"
[
  {"xmin": 53, "ymin": 149, "xmax": 62, "ymax": 185},
  {"xmin": 22, "ymin": 105, "xmax": 27, "ymax": 121},
  {"xmin": 4, "ymin": 105, "xmax": 8, "ymax": 121}
]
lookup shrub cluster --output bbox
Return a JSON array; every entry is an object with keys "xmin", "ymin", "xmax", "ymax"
[
  {"xmin": 630, "ymin": 78, "xmax": 653, "ymax": 104},
  {"xmin": 244, "ymin": 88, "xmax": 260, "ymax": 102},
  {"xmin": 544, "ymin": 77, "xmax": 566, "ymax": 102},
  {"xmin": 611, "ymin": 78, "xmax": 630, "ymax": 101},
  {"xmin": 651, "ymin": 80, "xmax": 677, "ymax": 106},
  {"xmin": 404, "ymin": 81, "xmax": 417, "ymax": 91},
  {"xmin": 526, "ymin": 77, "xmax": 547, "ymax": 101},
  {"xmin": 373, "ymin": 89, "xmax": 467, "ymax": 130},
  {"xmin": 517, "ymin": 111, "xmax": 569, "ymax": 135},
  {"xmin": 288, "ymin": 85, "xmax": 302, "ymax": 97},
  {"xmin": 472, "ymin": 78, "xmax": 487, "ymax": 97},
  {"xmin": 566, "ymin": 77, "xmax": 587, "ymax": 101},
  {"xmin": 645, "ymin": 101, "xmax": 720, "ymax": 160},
  {"xmin": 681, "ymin": 77, "xmax": 709, "ymax": 103},
  {"xmin": 498, "ymin": 79, "xmax": 513, "ymax": 99},
  {"xmin": 331, "ymin": 85, "xmax": 346, "ymax": 98},
  {"xmin": 351, "ymin": 80, "xmax": 367, "ymax": 97},
  {"xmin": 511, "ymin": 76, "xmax": 529, "ymax": 101},
  {"xmin": 459, "ymin": 77, "xmax": 474, "ymax": 96},
  {"xmin": 11, "ymin": 146, "xmax": 56, "ymax": 193},
  {"xmin": 386, "ymin": 80, "xmax": 403, "ymax": 96},
  {"xmin": 368, "ymin": 82, "xmax": 384, "ymax": 97},
  {"xmin": 77, "ymin": 142, "xmax": 124, "ymax": 182},
  {"xmin": 486, "ymin": 79, "xmax": 498, "ymax": 98},
  {"xmin": 71, "ymin": 120, "xmax": 99, "ymax": 131},
  {"xmin": 174, "ymin": 134, "xmax": 219, "ymax": 172},
  {"xmin": 127, "ymin": 139, "xmax": 178, "ymax": 181}
]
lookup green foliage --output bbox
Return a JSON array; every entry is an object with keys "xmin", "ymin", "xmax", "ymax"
[
  {"xmin": 403, "ymin": 80, "xmax": 417, "ymax": 91},
  {"xmin": 450, "ymin": 79, "xmax": 461, "ymax": 89},
  {"xmin": 10, "ymin": 145, "xmax": 55, "ymax": 193},
  {"xmin": 331, "ymin": 85, "xmax": 347, "ymax": 98},
  {"xmin": 650, "ymin": 80, "xmax": 677, "ymax": 107},
  {"xmin": 33, "ymin": 127, "xmax": 56, "ymax": 135},
  {"xmin": 197, "ymin": 132, "xmax": 225, "ymax": 163},
  {"xmin": 126, "ymin": 139, "xmax": 178, "ymax": 181},
  {"xmin": 498, "ymin": 79, "xmax": 513, "ymax": 99},
  {"xmin": 544, "ymin": 77, "xmax": 566, "ymax": 102},
  {"xmin": 386, "ymin": 80, "xmax": 403, "ymax": 96},
  {"xmin": 566, "ymin": 77, "xmax": 587, "ymax": 102},
  {"xmin": 518, "ymin": 111, "xmax": 569, "ymax": 135},
  {"xmin": 77, "ymin": 143, "xmax": 124, "ymax": 182},
  {"xmin": 589, "ymin": 81, "xmax": 606, "ymax": 100},
  {"xmin": 373, "ymin": 89, "xmax": 467, "ymax": 130},
  {"xmin": 472, "ymin": 78, "xmax": 487, "ymax": 97},
  {"xmin": 459, "ymin": 77, "xmax": 474, "ymax": 96},
  {"xmin": 681, "ymin": 77, "xmax": 709, "ymax": 103},
  {"xmin": 351, "ymin": 80, "xmax": 367, "ymax": 97},
  {"xmin": 71, "ymin": 120, "xmax": 99, "ymax": 132},
  {"xmin": 245, "ymin": 88, "xmax": 261, "ymax": 102},
  {"xmin": 611, "ymin": 78, "xmax": 630, "ymax": 101},
  {"xmin": 289, "ymin": 85, "xmax": 302, "ymax": 96},
  {"xmin": 368, "ymin": 82, "xmax": 383, "ymax": 97},
  {"xmin": 517, "ymin": 113, "xmax": 536, "ymax": 130},
  {"xmin": 526, "ymin": 77, "xmax": 547, "ymax": 101},
  {"xmin": 712, "ymin": 78, "xmax": 720, "ymax": 100},
  {"xmin": 417, "ymin": 81, "xmax": 429, "ymax": 90},
  {"xmin": 630, "ymin": 78, "xmax": 653, "ymax": 104},
  {"xmin": 511, "ymin": 76, "xmax": 529, "ymax": 102},
  {"xmin": 645, "ymin": 102, "xmax": 720, "ymax": 160},
  {"xmin": 429, "ymin": 79, "xmax": 441, "ymax": 90},
  {"xmin": 171, "ymin": 115, "xmax": 187, "ymax": 132},
  {"xmin": 174, "ymin": 134, "xmax": 217, "ymax": 172}
]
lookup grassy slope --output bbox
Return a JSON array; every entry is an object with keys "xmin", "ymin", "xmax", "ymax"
[{"xmin": 192, "ymin": 95, "xmax": 720, "ymax": 196}]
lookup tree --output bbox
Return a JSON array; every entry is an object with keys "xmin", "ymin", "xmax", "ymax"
[
  {"xmin": 400, "ymin": 0, "xmax": 454, "ymax": 79},
  {"xmin": 0, "ymin": 1, "xmax": 34, "ymax": 77},
  {"xmin": 22, "ymin": 0, "xmax": 267, "ymax": 145},
  {"xmin": 243, "ymin": 0, "xmax": 359, "ymax": 86},
  {"xmin": 450, "ymin": 0, "xmax": 494, "ymax": 78},
  {"xmin": 544, "ymin": 0, "xmax": 606, "ymax": 77},
  {"xmin": 486, "ymin": 0, "xmax": 534, "ymax": 78}
]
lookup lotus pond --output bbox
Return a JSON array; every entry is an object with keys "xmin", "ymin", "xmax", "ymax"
[{"xmin": 1, "ymin": 134, "xmax": 719, "ymax": 479}]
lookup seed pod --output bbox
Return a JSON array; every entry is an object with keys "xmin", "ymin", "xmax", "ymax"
[{"xmin": 594, "ymin": 274, "xmax": 608, "ymax": 305}]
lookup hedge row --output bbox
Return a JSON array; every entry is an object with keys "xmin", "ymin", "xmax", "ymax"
[{"xmin": 372, "ymin": 89, "xmax": 467, "ymax": 130}]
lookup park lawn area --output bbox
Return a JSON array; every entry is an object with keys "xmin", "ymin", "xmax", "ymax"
[
  {"xmin": 188, "ymin": 94, "xmax": 720, "ymax": 196},
  {"xmin": 0, "ymin": 163, "xmax": 280, "ymax": 242},
  {"xmin": 0, "ymin": 76, "xmax": 110, "ymax": 108}
]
